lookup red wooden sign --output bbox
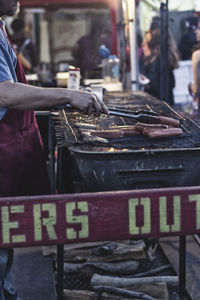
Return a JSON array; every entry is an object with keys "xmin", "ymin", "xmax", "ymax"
[{"xmin": 0, "ymin": 186, "xmax": 200, "ymax": 248}]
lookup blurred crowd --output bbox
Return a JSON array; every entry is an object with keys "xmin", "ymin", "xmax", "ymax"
[
  {"xmin": 138, "ymin": 15, "xmax": 200, "ymax": 107},
  {"xmin": 8, "ymin": 14, "xmax": 200, "ymax": 108},
  {"xmin": 138, "ymin": 16, "xmax": 179, "ymax": 106}
]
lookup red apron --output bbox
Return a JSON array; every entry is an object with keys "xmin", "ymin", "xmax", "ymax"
[{"xmin": 0, "ymin": 29, "xmax": 50, "ymax": 197}]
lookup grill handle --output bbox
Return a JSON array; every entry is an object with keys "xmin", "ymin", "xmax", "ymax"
[{"xmin": 115, "ymin": 167, "xmax": 185, "ymax": 175}]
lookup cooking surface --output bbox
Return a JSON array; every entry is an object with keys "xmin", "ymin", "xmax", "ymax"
[
  {"xmin": 54, "ymin": 91, "xmax": 200, "ymax": 151},
  {"xmin": 53, "ymin": 91, "xmax": 200, "ymax": 191}
]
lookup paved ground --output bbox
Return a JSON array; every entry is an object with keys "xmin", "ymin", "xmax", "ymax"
[{"xmin": 11, "ymin": 247, "xmax": 57, "ymax": 300}]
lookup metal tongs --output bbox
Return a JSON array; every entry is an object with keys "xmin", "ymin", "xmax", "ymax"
[
  {"xmin": 63, "ymin": 104, "xmax": 160, "ymax": 124},
  {"xmin": 108, "ymin": 108, "xmax": 160, "ymax": 124}
]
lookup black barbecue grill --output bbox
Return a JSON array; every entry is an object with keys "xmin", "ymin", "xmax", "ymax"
[{"xmin": 53, "ymin": 91, "xmax": 200, "ymax": 192}]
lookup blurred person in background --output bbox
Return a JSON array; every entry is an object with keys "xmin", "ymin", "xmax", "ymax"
[
  {"xmin": 178, "ymin": 16, "xmax": 198, "ymax": 60},
  {"xmin": 189, "ymin": 19, "xmax": 200, "ymax": 105},
  {"xmin": 11, "ymin": 18, "xmax": 39, "ymax": 73},
  {"xmin": 139, "ymin": 27, "xmax": 180, "ymax": 106},
  {"xmin": 72, "ymin": 17, "xmax": 112, "ymax": 79},
  {"xmin": 149, "ymin": 16, "xmax": 161, "ymax": 31}
]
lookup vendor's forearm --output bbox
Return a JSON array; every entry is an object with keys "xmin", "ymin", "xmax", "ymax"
[
  {"xmin": 0, "ymin": 80, "xmax": 108, "ymax": 116},
  {"xmin": 0, "ymin": 80, "xmax": 73, "ymax": 110}
]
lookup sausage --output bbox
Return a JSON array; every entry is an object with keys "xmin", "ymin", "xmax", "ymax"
[
  {"xmin": 90, "ymin": 129, "xmax": 124, "ymax": 139},
  {"xmin": 134, "ymin": 122, "xmax": 168, "ymax": 133},
  {"xmin": 109, "ymin": 125, "xmax": 140, "ymax": 135},
  {"xmin": 143, "ymin": 127, "xmax": 183, "ymax": 139},
  {"xmin": 158, "ymin": 116, "xmax": 180, "ymax": 127},
  {"xmin": 122, "ymin": 128, "xmax": 140, "ymax": 136}
]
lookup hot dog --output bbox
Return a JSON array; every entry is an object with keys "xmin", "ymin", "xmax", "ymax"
[
  {"xmin": 134, "ymin": 122, "xmax": 168, "ymax": 132},
  {"xmin": 90, "ymin": 129, "xmax": 124, "ymax": 139},
  {"xmin": 158, "ymin": 116, "xmax": 180, "ymax": 127},
  {"xmin": 143, "ymin": 127, "xmax": 183, "ymax": 139},
  {"xmin": 122, "ymin": 128, "xmax": 141, "ymax": 135},
  {"xmin": 109, "ymin": 125, "xmax": 140, "ymax": 135}
]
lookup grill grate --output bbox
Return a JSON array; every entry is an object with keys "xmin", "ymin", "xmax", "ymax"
[
  {"xmin": 53, "ymin": 108, "xmax": 118, "ymax": 148},
  {"xmin": 53, "ymin": 91, "xmax": 200, "ymax": 151}
]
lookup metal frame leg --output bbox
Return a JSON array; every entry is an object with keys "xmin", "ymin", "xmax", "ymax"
[
  {"xmin": 57, "ymin": 244, "xmax": 64, "ymax": 300},
  {"xmin": 179, "ymin": 235, "xmax": 186, "ymax": 299},
  {"xmin": 48, "ymin": 115, "xmax": 64, "ymax": 299},
  {"xmin": 48, "ymin": 115, "xmax": 56, "ymax": 194},
  {"xmin": 56, "ymin": 147, "xmax": 64, "ymax": 300}
]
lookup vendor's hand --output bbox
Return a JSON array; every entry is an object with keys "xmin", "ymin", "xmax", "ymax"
[{"xmin": 69, "ymin": 90, "xmax": 109, "ymax": 117}]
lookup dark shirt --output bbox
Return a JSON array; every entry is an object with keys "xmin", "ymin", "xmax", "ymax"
[
  {"xmin": 178, "ymin": 30, "xmax": 197, "ymax": 60},
  {"xmin": 140, "ymin": 56, "xmax": 175, "ymax": 106},
  {"xmin": 74, "ymin": 34, "xmax": 112, "ymax": 77}
]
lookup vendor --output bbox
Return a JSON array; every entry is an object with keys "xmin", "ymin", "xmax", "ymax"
[{"xmin": 0, "ymin": 0, "xmax": 108, "ymax": 299}]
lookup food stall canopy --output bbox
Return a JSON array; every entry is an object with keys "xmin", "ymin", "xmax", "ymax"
[
  {"xmin": 20, "ymin": 0, "xmax": 116, "ymax": 7},
  {"xmin": 21, "ymin": 0, "xmax": 118, "ymax": 54}
]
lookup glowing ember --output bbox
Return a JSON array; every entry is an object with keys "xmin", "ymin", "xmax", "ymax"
[
  {"xmin": 107, "ymin": 147, "xmax": 129, "ymax": 152},
  {"xmin": 108, "ymin": 147, "xmax": 116, "ymax": 152}
]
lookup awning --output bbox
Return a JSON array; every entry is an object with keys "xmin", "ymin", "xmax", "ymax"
[
  {"xmin": 20, "ymin": 0, "xmax": 115, "ymax": 7},
  {"xmin": 20, "ymin": 0, "xmax": 118, "ymax": 54}
]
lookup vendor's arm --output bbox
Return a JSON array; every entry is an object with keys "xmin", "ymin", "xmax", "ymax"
[{"xmin": 0, "ymin": 80, "xmax": 108, "ymax": 116}]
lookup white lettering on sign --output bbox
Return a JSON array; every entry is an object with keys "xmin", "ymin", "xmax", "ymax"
[
  {"xmin": 189, "ymin": 194, "xmax": 200, "ymax": 229},
  {"xmin": 1, "ymin": 205, "xmax": 26, "ymax": 244},
  {"xmin": 129, "ymin": 198, "xmax": 151, "ymax": 235},
  {"xmin": 66, "ymin": 201, "xmax": 89, "ymax": 239},
  {"xmin": 33, "ymin": 203, "xmax": 57, "ymax": 241},
  {"xmin": 159, "ymin": 196, "xmax": 181, "ymax": 233}
]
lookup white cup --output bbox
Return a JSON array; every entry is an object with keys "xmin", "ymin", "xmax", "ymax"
[{"xmin": 90, "ymin": 85, "xmax": 103, "ymax": 101}]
